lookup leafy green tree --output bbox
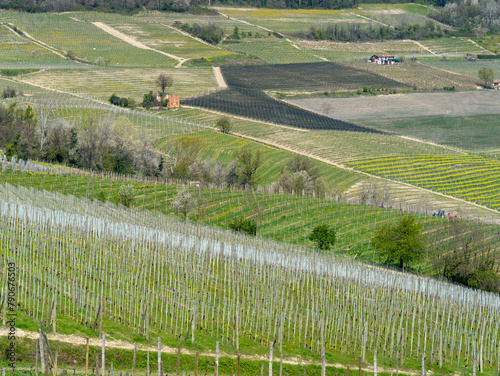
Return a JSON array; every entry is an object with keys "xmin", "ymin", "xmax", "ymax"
[
  {"xmin": 308, "ymin": 224, "xmax": 336, "ymax": 250},
  {"xmin": 236, "ymin": 147, "xmax": 261, "ymax": 187},
  {"xmin": 228, "ymin": 216, "xmax": 257, "ymax": 235},
  {"xmin": 216, "ymin": 116, "xmax": 232, "ymax": 133},
  {"xmin": 142, "ymin": 91, "xmax": 155, "ymax": 109},
  {"xmin": 478, "ymin": 67, "xmax": 495, "ymax": 88},
  {"xmin": 232, "ymin": 26, "xmax": 240, "ymax": 39},
  {"xmin": 118, "ymin": 183, "xmax": 135, "ymax": 207},
  {"xmin": 372, "ymin": 214, "xmax": 426, "ymax": 268}
]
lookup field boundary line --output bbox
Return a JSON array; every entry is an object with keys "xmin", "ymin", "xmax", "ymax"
[
  {"xmin": 92, "ymin": 22, "xmax": 188, "ymax": 66},
  {"xmin": 416, "ymin": 61, "xmax": 478, "ymax": 79},
  {"xmin": 350, "ymin": 13, "xmax": 391, "ymax": 27},
  {"xmin": 217, "ymin": 10, "xmax": 273, "ymax": 32},
  {"xmin": 181, "ymin": 105, "xmax": 308, "ymax": 132},
  {"xmin": 2, "ymin": 23, "xmax": 70, "ymax": 61},
  {"xmin": 212, "ymin": 122, "xmax": 500, "ymax": 219},
  {"xmin": 0, "ymin": 327, "xmax": 418, "ymax": 374},
  {"xmin": 6, "ymin": 75, "xmax": 499, "ymax": 219},
  {"xmin": 467, "ymin": 38, "xmax": 492, "ymax": 54},
  {"xmin": 409, "ymin": 40, "xmax": 437, "ymax": 55}
]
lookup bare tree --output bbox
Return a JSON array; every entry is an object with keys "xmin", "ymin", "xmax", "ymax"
[
  {"xmin": 172, "ymin": 188, "xmax": 195, "ymax": 221},
  {"xmin": 155, "ymin": 74, "xmax": 174, "ymax": 93},
  {"xmin": 36, "ymin": 101, "xmax": 56, "ymax": 151}
]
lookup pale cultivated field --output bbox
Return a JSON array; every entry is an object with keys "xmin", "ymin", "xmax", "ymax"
[
  {"xmin": 347, "ymin": 60, "xmax": 479, "ymax": 89},
  {"xmin": 20, "ymin": 67, "xmax": 218, "ymax": 102},
  {"xmin": 288, "ymin": 90, "xmax": 500, "ymax": 122},
  {"xmin": 297, "ymin": 39, "xmax": 427, "ymax": 53}
]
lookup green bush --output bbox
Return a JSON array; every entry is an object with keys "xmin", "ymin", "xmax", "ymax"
[
  {"xmin": 228, "ymin": 216, "xmax": 257, "ymax": 235},
  {"xmin": 308, "ymin": 224, "xmax": 336, "ymax": 250}
]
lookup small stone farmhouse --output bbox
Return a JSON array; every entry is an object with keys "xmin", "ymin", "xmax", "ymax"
[
  {"xmin": 370, "ymin": 54, "xmax": 396, "ymax": 65},
  {"xmin": 494, "ymin": 80, "xmax": 500, "ymax": 90},
  {"xmin": 154, "ymin": 92, "xmax": 180, "ymax": 108}
]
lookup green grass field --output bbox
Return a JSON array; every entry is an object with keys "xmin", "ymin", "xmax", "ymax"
[{"xmin": 361, "ymin": 114, "xmax": 500, "ymax": 153}]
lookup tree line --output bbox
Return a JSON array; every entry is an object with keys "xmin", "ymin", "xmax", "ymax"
[
  {"xmin": 307, "ymin": 214, "xmax": 500, "ymax": 293},
  {"xmin": 429, "ymin": 0, "xmax": 500, "ymax": 33},
  {"xmin": 0, "ymin": 102, "xmax": 160, "ymax": 176},
  {"xmin": 0, "ymin": 0, "xmax": 453, "ymax": 14},
  {"xmin": 295, "ymin": 21, "xmax": 450, "ymax": 42}
]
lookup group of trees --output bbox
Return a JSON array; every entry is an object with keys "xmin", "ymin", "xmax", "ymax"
[
  {"xmin": 300, "ymin": 21, "xmax": 449, "ymax": 42},
  {"xmin": 109, "ymin": 94, "xmax": 135, "ymax": 109},
  {"xmin": 478, "ymin": 66, "xmax": 496, "ymax": 87},
  {"xmin": 166, "ymin": 136, "xmax": 264, "ymax": 188},
  {"xmin": 0, "ymin": 0, "xmax": 203, "ymax": 13},
  {"xmin": 176, "ymin": 22, "xmax": 225, "ymax": 45},
  {"xmin": 0, "ymin": 102, "xmax": 160, "ymax": 176},
  {"xmin": 371, "ymin": 215, "xmax": 499, "ymax": 293},
  {"xmin": 269, "ymin": 156, "xmax": 327, "ymax": 198},
  {"xmin": 429, "ymin": 0, "xmax": 500, "ymax": 33}
]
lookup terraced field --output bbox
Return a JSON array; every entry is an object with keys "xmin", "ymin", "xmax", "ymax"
[
  {"xmin": 219, "ymin": 4, "xmax": 435, "ymax": 33},
  {"xmin": 348, "ymin": 154, "xmax": 500, "ymax": 210},
  {"xmin": 419, "ymin": 37, "xmax": 490, "ymax": 56},
  {"xmin": 347, "ymin": 60, "xmax": 479, "ymax": 89},
  {"xmin": 183, "ymin": 87, "xmax": 380, "ymax": 131},
  {"xmin": 424, "ymin": 59, "xmax": 500, "ymax": 80},
  {"xmin": 224, "ymin": 39, "xmax": 323, "ymax": 64},
  {"xmin": 20, "ymin": 67, "xmax": 218, "ymax": 102},
  {"xmin": 0, "ymin": 25, "xmax": 78, "ymax": 68},
  {"xmin": 0, "ymin": 11, "xmax": 178, "ymax": 67},
  {"xmin": 296, "ymin": 39, "xmax": 429, "ymax": 62},
  {"xmin": 157, "ymin": 129, "xmax": 364, "ymax": 191},
  {"xmin": 3, "ymin": 169, "xmax": 499, "ymax": 264}
]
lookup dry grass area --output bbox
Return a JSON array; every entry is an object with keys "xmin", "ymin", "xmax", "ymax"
[{"xmin": 347, "ymin": 61, "xmax": 479, "ymax": 90}]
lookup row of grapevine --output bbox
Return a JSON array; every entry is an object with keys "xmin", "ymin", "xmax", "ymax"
[{"xmin": 0, "ymin": 185, "xmax": 498, "ymax": 372}]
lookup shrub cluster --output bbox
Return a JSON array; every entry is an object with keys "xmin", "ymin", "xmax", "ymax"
[
  {"xmin": 228, "ymin": 216, "xmax": 257, "ymax": 236},
  {"xmin": 109, "ymin": 94, "xmax": 135, "ymax": 108},
  {"xmin": 176, "ymin": 22, "xmax": 224, "ymax": 45}
]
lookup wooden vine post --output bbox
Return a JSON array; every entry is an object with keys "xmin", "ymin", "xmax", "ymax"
[
  {"xmin": 269, "ymin": 343, "xmax": 273, "ymax": 376},
  {"xmin": 215, "ymin": 341, "xmax": 219, "ymax": 376},
  {"xmin": 85, "ymin": 337, "xmax": 89, "ymax": 376},
  {"xmin": 132, "ymin": 342, "xmax": 137, "ymax": 376},
  {"xmin": 177, "ymin": 343, "xmax": 181, "ymax": 376},
  {"xmin": 158, "ymin": 338, "xmax": 162, "ymax": 376},
  {"xmin": 102, "ymin": 334, "xmax": 105, "ymax": 376},
  {"xmin": 40, "ymin": 330, "xmax": 45, "ymax": 375}
]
